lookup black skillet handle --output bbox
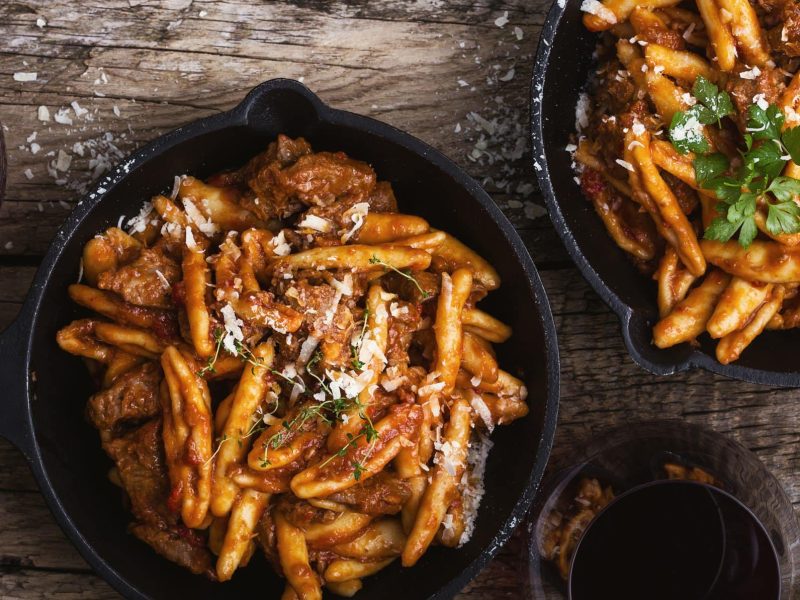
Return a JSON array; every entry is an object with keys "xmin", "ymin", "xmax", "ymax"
[
  {"xmin": 236, "ymin": 78, "xmax": 325, "ymax": 130},
  {"xmin": 0, "ymin": 313, "xmax": 35, "ymax": 460}
]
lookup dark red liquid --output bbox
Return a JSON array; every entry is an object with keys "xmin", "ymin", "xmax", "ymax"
[{"xmin": 569, "ymin": 481, "xmax": 780, "ymax": 600}]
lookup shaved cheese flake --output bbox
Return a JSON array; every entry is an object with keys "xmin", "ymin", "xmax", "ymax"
[
  {"xmin": 13, "ymin": 72, "xmax": 37, "ymax": 82},
  {"xmin": 270, "ymin": 230, "xmax": 292, "ymax": 256},
  {"xmin": 739, "ymin": 65, "xmax": 761, "ymax": 80},
  {"xmin": 185, "ymin": 225, "xmax": 198, "ymax": 251},
  {"xmin": 615, "ymin": 159, "xmax": 635, "ymax": 172},
  {"xmin": 155, "ymin": 269, "xmax": 171, "ymax": 289},
  {"xmin": 469, "ymin": 390, "xmax": 495, "ymax": 432},
  {"xmin": 37, "ymin": 106, "xmax": 50, "ymax": 122},
  {"xmin": 331, "ymin": 274, "xmax": 354, "ymax": 296},
  {"xmin": 170, "ymin": 175, "xmax": 182, "ymax": 200},
  {"xmin": 580, "ymin": 0, "xmax": 616, "ymax": 23},
  {"xmin": 220, "ymin": 303, "xmax": 245, "ymax": 355},
  {"xmin": 126, "ymin": 201, "xmax": 154, "ymax": 234},
  {"xmin": 341, "ymin": 202, "xmax": 370, "ymax": 242},
  {"xmin": 297, "ymin": 214, "xmax": 333, "ymax": 232},
  {"xmin": 183, "ymin": 198, "xmax": 218, "ymax": 236},
  {"xmin": 298, "ymin": 336, "xmax": 320, "ymax": 365}
]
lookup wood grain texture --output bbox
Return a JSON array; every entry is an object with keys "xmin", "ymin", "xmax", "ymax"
[{"xmin": 1, "ymin": 0, "xmax": 799, "ymax": 599}]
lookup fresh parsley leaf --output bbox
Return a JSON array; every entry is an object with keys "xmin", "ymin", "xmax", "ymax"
[
  {"xmin": 747, "ymin": 104, "xmax": 784, "ymax": 141},
  {"xmin": 708, "ymin": 176, "xmax": 742, "ymax": 203},
  {"xmin": 739, "ymin": 217, "xmax": 758, "ymax": 247},
  {"xmin": 745, "ymin": 141, "xmax": 786, "ymax": 181},
  {"xmin": 669, "ymin": 108, "xmax": 709, "ymax": 154},
  {"xmin": 782, "ymin": 126, "xmax": 800, "ymax": 164},
  {"xmin": 767, "ymin": 176, "xmax": 800, "ymax": 202},
  {"xmin": 766, "ymin": 201, "xmax": 800, "ymax": 235},
  {"xmin": 704, "ymin": 217, "xmax": 741, "ymax": 243},
  {"xmin": 727, "ymin": 192, "xmax": 757, "ymax": 223},
  {"xmin": 693, "ymin": 153, "xmax": 728, "ymax": 187},
  {"xmin": 692, "ymin": 76, "xmax": 734, "ymax": 123}
]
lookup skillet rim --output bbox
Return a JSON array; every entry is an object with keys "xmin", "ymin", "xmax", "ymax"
[
  {"xmin": 531, "ymin": 1, "xmax": 800, "ymax": 387},
  {"xmin": 6, "ymin": 78, "xmax": 560, "ymax": 599}
]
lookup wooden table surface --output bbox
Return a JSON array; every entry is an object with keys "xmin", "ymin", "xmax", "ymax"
[{"xmin": 1, "ymin": 1, "xmax": 799, "ymax": 598}]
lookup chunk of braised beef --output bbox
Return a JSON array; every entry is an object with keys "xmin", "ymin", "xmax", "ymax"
[
  {"xmin": 97, "ymin": 246, "xmax": 181, "ymax": 309},
  {"xmin": 726, "ymin": 66, "xmax": 785, "ymax": 129},
  {"xmin": 130, "ymin": 523, "xmax": 214, "ymax": 577},
  {"xmin": 327, "ymin": 472, "xmax": 411, "ymax": 515},
  {"xmin": 87, "ymin": 362, "xmax": 161, "ymax": 434},
  {"xmin": 276, "ymin": 152, "xmax": 376, "ymax": 207},
  {"xmin": 102, "ymin": 419, "xmax": 175, "ymax": 528}
]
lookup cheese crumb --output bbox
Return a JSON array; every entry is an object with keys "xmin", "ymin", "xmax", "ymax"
[
  {"xmin": 55, "ymin": 150, "xmax": 72, "ymax": 171},
  {"xmin": 13, "ymin": 72, "xmax": 38, "ymax": 82},
  {"xmin": 615, "ymin": 159, "xmax": 635, "ymax": 172},
  {"xmin": 270, "ymin": 230, "xmax": 292, "ymax": 257},
  {"xmin": 54, "ymin": 108, "xmax": 73, "ymax": 125},
  {"xmin": 297, "ymin": 214, "xmax": 333, "ymax": 233},
  {"xmin": 24, "ymin": 168, "xmax": 33, "ymax": 180},
  {"xmin": 580, "ymin": 0, "xmax": 616, "ymax": 23},
  {"xmin": 71, "ymin": 101, "xmax": 88, "ymax": 118},
  {"xmin": 494, "ymin": 11, "xmax": 509, "ymax": 27},
  {"xmin": 220, "ymin": 304, "xmax": 245, "ymax": 355},
  {"xmin": 36, "ymin": 17, "xmax": 46, "ymax": 28},
  {"xmin": 37, "ymin": 106, "xmax": 50, "ymax": 122},
  {"xmin": 739, "ymin": 65, "xmax": 761, "ymax": 80},
  {"xmin": 753, "ymin": 93, "xmax": 769, "ymax": 110}
]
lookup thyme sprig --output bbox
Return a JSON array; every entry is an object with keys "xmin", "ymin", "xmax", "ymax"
[
  {"xmin": 369, "ymin": 255, "xmax": 430, "ymax": 299},
  {"xmin": 197, "ymin": 328, "xmax": 225, "ymax": 377}
]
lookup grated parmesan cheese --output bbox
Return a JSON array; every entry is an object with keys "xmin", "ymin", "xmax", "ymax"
[
  {"xmin": 37, "ymin": 106, "xmax": 50, "ymax": 122},
  {"xmin": 13, "ymin": 72, "xmax": 37, "ymax": 82},
  {"xmin": 458, "ymin": 434, "xmax": 493, "ymax": 546},
  {"xmin": 615, "ymin": 159, "xmax": 634, "ymax": 172},
  {"xmin": 297, "ymin": 214, "xmax": 333, "ymax": 232},
  {"xmin": 341, "ymin": 202, "xmax": 370, "ymax": 242},
  {"xmin": 170, "ymin": 175, "xmax": 182, "ymax": 200},
  {"xmin": 469, "ymin": 390, "xmax": 495, "ymax": 432},
  {"xmin": 580, "ymin": 0, "xmax": 616, "ymax": 24},
  {"xmin": 753, "ymin": 93, "xmax": 769, "ymax": 110},
  {"xmin": 220, "ymin": 303, "xmax": 245, "ymax": 355},
  {"xmin": 155, "ymin": 269, "xmax": 171, "ymax": 289},
  {"xmin": 270, "ymin": 230, "xmax": 292, "ymax": 256},
  {"xmin": 126, "ymin": 201, "xmax": 154, "ymax": 234},
  {"xmin": 185, "ymin": 226, "xmax": 198, "ymax": 251},
  {"xmin": 575, "ymin": 93, "xmax": 591, "ymax": 131},
  {"xmin": 739, "ymin": 65, "xmax": 761, "ymax": 80},
  {"xmin": 183, "ymin": 198, "xmax": 218, "ymax": 236}
]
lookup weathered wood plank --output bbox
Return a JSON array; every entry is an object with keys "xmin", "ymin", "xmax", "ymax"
[
  {"xmin": 0, "ymin": 0, "xmax": 547, "ymax": 259},
  {"xmin": 0, "ymin": 569, "xmax": 117, "ymax": 600}
]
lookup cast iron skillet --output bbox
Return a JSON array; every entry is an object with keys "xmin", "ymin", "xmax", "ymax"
[
  {"xmin": 532, "ymin": 0, "xmax": 800, "ymax": 386},
  {"xmin": 0, "ymin": 79, "xmax": 559, "ymax": 599}
]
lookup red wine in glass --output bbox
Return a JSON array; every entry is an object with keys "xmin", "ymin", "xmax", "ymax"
[{"xmin": 568, "ymin": 480, "xmax": 780, "ymax": 600}]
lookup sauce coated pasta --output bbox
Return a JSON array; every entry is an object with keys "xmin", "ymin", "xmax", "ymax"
[
  {"xmin": 575, "ymin": 0, "xmax": 800, "ymax": 364},
  {"xmin": 56, "ymin": 135, "xmax": 529, "ymax": 597}
]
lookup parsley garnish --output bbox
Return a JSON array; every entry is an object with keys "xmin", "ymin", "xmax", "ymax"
[
  {"xmin": 669, "ymin": 77, "xmax": 733, "ymax": 154},
  {"xmin": 369, "ymin": 255, "xmax": 430, "ymax": 299},
  {"xmin": 668, "ymin": 77, "xmax": 800, "ymax": 248}
]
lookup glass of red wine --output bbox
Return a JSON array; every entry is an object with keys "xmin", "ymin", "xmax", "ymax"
[{"xmin": 527, "ymin": 421, "xmax": 799, "ymax": 600}]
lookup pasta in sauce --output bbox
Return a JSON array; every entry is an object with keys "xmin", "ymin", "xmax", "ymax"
[
  {"xmin": 575, "ymin": 0, "xmax": 800, "ymax": 364},
  {"xmin": 56, "ymin": 135, "xmax": 529, "ymax": 598}
]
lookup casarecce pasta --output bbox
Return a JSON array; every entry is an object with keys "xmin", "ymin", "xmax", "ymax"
[
  {"xmin": 56, "ymin": 135, "xmax": 529, "ymax": 597},
  {"xmin": 574, "ymin": 0, "xmax": 800, "ymax": 364}
]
